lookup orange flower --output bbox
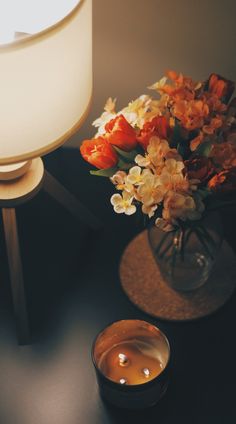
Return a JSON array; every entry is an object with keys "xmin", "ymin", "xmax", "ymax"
[
  {"xmin": 173, "ymin": 99, "xmax": 209, "ymax": 131},
  {"xmin": 80, "ymin": 137, "xmax": 118, "ymax": 169},
  {"xmin": 211, "ymin": 141, "xmax": 236, "ymax": 169},
  {"xmin": 160, "ymin": 84, "xmax": 194, "ymax": 102},
  {"xmin": 208, "ymin": 168, "xmax": 236, "ymax": 194},
  {"xmin": 166, "ymin": 70, "xmax": 182, "ymax": 82},
  {"xmin": 137, "ymin": 116, "xmax": 170, "ymax": 150},
  {"xmin": 105, "ymin": 114, "xmax": 137, "ymax": 151},
  {"xmin": 160, "ymin": 71, "xmax": 197, "ymax": 102},
  {"xmin": 185, "ymin": 157, "xmax": 215, "ymax": 182},
  {"xmin": 208, "ymin": 74, "xmax": 234, "ymax": 103},
  {"xmin": 202, "ymin": 116, "xmax": 223, "ymax": 135},
  {"xmin": 190, "ymin": 132, "xmax": 204, "ymax": 151}
]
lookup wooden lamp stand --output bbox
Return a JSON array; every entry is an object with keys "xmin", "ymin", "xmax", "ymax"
[{"xmin": 0, "ymin": 158, "xmax": 101, "ymax": 345}]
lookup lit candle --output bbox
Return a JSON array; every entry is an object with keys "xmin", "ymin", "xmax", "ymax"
[
  {"xmin": 98, "ymin": 339, "xmax": 164, "ymax": 385},
  {"xmin": 92, "ymin": 320, "xmax": 171, "ymax": 409}
]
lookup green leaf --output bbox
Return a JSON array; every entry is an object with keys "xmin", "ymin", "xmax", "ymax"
[
  {"xmin": 197, "ymin": 188, "xmax": 211, "ymax": 199},
  {"xmin": 195, "ymin": 141, "xmax": 212, "ymax": 157},
  {"xmin": 113, "ymin": 146, "xmax": 138, "ymax": 162},
  {"xmin": 159, "ymin": 240, "xmax": 173, "ymax": 259},
  {"xmin": 170, "ymin": 242, "xmax": 178, "ymax": 276},
  {"xmin": 177, "ymin": 142, "xmax": 185, "ymax": 157},
  {"xmin": 172, "ymin": 123, "xmax": 181, "ymax": 145},
  {"xmin": 117, "ymin": 158, "xmax": 133, "ymax": 170},
  {"xmin": 90, "ymin": 167, "xmax": 117, "ymax": 177},
  {"xmin": 154, "ymin": 232, "xmax": 170, "ymax": 256},
  {"xmin": 195, "ymin": 229, "xmax": 214, "ymax": 260}
]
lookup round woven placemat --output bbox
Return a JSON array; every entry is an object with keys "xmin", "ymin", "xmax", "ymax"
[{"xmin": 120, "ymin": 230, "xmax": 236, "ymax": 321}]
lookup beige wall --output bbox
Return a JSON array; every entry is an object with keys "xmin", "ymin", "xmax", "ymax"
[{"xmin": 68, "ymin": 0, "xmax": 236, "ymax": 146}]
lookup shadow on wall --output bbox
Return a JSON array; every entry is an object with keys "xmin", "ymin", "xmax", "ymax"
[{"xmin": 67, "ymin": 0, "xmax": 236, "ymax": 147}]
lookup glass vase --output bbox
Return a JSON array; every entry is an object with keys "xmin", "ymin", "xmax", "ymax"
[{"xmin": 148, "ymin": 213, "xmax": 223, "ymax": 292}]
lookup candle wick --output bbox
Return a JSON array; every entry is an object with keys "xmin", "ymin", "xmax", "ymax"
[
  {"xmin": 142, "ymin": 368, "xmax": 151, "ymax": 378},
  {"xmin": 119, "ymin": 378, "xmax": 127, "ymax": 385},
  {"xmin": 118, "ymin": 353, "xmax": 129, "ymax": 367}
]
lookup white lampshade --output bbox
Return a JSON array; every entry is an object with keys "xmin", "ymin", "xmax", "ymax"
[{"xmin": 0, "ymin": 0, "xmax": 92, "ymax": 165}]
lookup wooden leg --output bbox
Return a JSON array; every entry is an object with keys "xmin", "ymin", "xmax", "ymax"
[
  {"xmin": 2, "ymin": 208, "xmax": 30, "ymax": 345},
  {"xmin": 43, "ymin": 171, "xmax": 102, "ymax": 230}
]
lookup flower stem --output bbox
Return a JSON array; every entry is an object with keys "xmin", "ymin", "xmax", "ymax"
[
  {"xmin": 195, "ymin": 229, "xmax": 214, "ymax": 260},
  {"xmin": 154, "ymin": 231, "xmax": 170, "ymax": 256},
  {"xmin": 180, "ymin": 228, "xmax": 185, "ymax": 262}
]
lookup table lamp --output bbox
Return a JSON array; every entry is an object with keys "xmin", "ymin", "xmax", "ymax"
[{"xmin": 0, "ymin": 0, "xmax": 100, "ymax": 344}]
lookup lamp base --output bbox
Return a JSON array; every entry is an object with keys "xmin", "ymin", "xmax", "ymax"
[
  {"xmin": 0, "ymin": 159, "xmax": 44, "ymax": 206},
  {"xmin": 0, "ymin": 158, "xmax": 101, "ymax": 345},
  {"xmin": 0, "ymin": 160, "xmax": 32, "ymax": 181}
]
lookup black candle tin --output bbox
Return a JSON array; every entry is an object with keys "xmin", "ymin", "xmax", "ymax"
[{"xmin": 92, "ymin": 319, "xmax": 171, "ymax": 409}]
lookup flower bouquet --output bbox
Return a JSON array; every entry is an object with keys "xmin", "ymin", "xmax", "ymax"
[{"xmin": 80, "ymin": 71, "xmax": 236, "ymax": 291}]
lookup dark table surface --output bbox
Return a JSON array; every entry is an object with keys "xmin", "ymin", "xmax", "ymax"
[{"xmin": 0, "ymin": 147, "xmax": 235, "ymax": 424}]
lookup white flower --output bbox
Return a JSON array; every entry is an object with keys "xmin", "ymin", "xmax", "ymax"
[
  {"xmin": 121, "ymin": 95, "xmax": 165, "ymax": 127},
  {"xmin": 121, "ymin": 95, "xmax": 153, "ymax": 127},
  {"xmin": 110, "ymin": 171, "xmax": 135, "ymax": 193},
  {"xmin": 135, "ymin": 136, "xmax": 170, "ymax": 170},
  {"xmin": 148, "ymin": 77, "xmax": 167, "ymax": 92},
  {"xmin": 122, "ymin": 111, "xmax": 139, "ymax": 126},
  {"xmin": 158, "ymin": 171, "xmax": 172, "ymax": 192},
  {"xmin": 104, "ymin": 97, "xmax": 117, "ymax": 113},
  {"xmin": 93, "ymin": 112, "xmax": 116, "ymax": 136},
  {"xmin": 126, "ymin": 166, "xmax": 142, "ymax": 185},
  {"xmin": 158, "ymin": 160, "xmax": 190, "ymax": 194},
  {"xmin": 135, "ymin": 154, "xmax": 150, "ymax": 168},
  {"xmin": 126, "ymin": 166, "xmax": 151, "ymax": 186},
  {"xmin": 110, "ymin": 191, "xmax": 136, "ymax": 215},
  {"xmin": 172, "ymin": 174, "xmax": 191, "ymax": 192},
  {"xmin": 93, "ymin": 98, "xmax": 117, "ymax": 135},
  {"xmin": 110, "ymin": 170, "xmax": 127, "ymax": 186},
  {"xmin": 158, "ymin": 171, "xmax": 186, "ymax": 194},
  {"xmin": 142, "ymin": 203, "xmax": 158, "ymax": 218},
  {"xmin": 162, "ymin": 191, "xmax": 198, "ymax": 223},
  {"xmin": 138, "ymin": 173, "xmax": 164, "ymax": 206},
  {"xmin": 164, "ymin": 158, "xmax": 185, "ymax": 175},
  {"xmin": 147, "ymin": 137, "xmax": 170, "ymax": 167}
]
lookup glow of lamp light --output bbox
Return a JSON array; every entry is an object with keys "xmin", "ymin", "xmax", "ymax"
[
  {"xmin": 0, "ymin": 26, "xmax": 15, "ymax": 44},
  {"xmin": 0, "ymin": 0, "xmax": 80, "ymax": 44},
  {"xmin": 0, "ymin": 1, "xmax": 15, "ymax": 44}
]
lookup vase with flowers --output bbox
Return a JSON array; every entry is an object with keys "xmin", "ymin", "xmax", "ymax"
[{"xmin": 80, "ymin": 71, "xmax": 236, "ymax": 292}]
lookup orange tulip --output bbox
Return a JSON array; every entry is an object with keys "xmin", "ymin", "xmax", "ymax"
[
  {"xmin": 208, "ymin": 74, "xmax": 234, "ymax": 103},
  {"xmin": 137, "ymin": 116, "xmax": 169, "ymax": 150},
  {"xmin": 105, "ymin": 114, "xmax": 137, "ymax": 151},
  {"xmin": 80, "ymin": 137, "xmax": 118, "ymax": 169}
]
